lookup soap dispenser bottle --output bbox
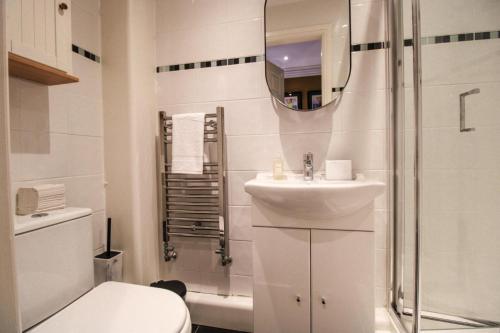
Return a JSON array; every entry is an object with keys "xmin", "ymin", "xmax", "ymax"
[{"xmin": 273, "ymin": 157, "xmax": 284, "ymax": 180}]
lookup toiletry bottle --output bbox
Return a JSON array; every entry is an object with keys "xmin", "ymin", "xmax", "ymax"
[{"xmin": 273, "ymin": 157, "xmax": 284, "ymax": 180}]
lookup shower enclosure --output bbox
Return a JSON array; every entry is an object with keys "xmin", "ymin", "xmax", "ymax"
[{"xmin": 390, "ymin": 0, "xmax": 500, "ymax": 332}]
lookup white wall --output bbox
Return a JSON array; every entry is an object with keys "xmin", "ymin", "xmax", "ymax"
[
  {"xmin": 402, "ymin": 0, "xmax": 500, "ymax": 321},
  {"xmin": 101, "ymin": 0, "xmax": 159, "ymax": 285},
  {"xmin": 156, "ymin": 0, "xmax": 390, "ymax": 306},
  {"xmin": 0, "ymin": 1, "xmax": 21, "ymax": 331},
  {"xmin": 9, "ymin": 0, "xmax": 106, "ymax": 255}
]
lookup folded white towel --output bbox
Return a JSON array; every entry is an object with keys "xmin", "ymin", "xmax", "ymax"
[
  {"xmin": 17, "ymin": 184, "xmax": 66, "ymax": 215},
  {"xmin": 171, "ymin": 113, "xmax": 206, "ymax": 174}
]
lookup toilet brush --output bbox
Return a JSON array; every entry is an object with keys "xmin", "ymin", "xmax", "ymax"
[{"xmin": 106, "ymin": 217, "xmax": 112, "ymax": 258}]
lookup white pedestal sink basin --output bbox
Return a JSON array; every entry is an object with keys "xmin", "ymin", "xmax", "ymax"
[{"xmin": 244, "ymin": 173, "xmax": 385, "ymax": 220}]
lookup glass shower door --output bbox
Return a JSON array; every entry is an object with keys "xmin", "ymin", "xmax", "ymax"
[
  {"xmin": 396, "ymin": 0, "xmax": 500, "ymax": 331},
  {"xmin": 418, "ymin": 13, "xmax": 500, "ymax": 329}
]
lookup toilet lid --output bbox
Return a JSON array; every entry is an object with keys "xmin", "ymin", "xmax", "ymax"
[{"xmin": 28, "ymin": 282, "xmax": 189, "ymax": 333}]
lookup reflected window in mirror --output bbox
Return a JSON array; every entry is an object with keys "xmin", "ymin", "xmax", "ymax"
[{"xmin": 265, "ymin": 0, "xmax": 351, "ymax": 111}]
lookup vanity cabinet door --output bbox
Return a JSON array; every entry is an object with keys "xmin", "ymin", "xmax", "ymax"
[
  {"xmin": 311, "ymin": 229, "xmax": 374, "ymax": 333},
  {"xmin": 253, "ymin": 227, "xmax": 311, "ymax": 333}
]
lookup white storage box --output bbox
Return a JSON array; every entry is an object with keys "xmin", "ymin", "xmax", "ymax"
[{"xmin": 325, "ymin": 160, "xmax": 352, "ymax": 180}]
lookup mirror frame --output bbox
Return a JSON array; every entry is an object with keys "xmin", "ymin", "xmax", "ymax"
[{"xmin": 264, "ymin": 0, "xmax": 352, "ymax": 112}]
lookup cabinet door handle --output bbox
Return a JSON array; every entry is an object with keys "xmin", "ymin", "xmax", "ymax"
[
  {"xmin": 59, "ymin": 2, "xmax": 69, "ymax": 11},
  {"xmin": 321, "ymin": 297, "xmax": 327, "ymax": 305},
  {"xmin": 296, "ymin": 295, "xmax": 301, "ymax": 303}
]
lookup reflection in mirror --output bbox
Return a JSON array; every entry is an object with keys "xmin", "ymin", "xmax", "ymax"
[{"xmin": 265, "ymin": 0, "xmax": 351, "ymax": 111}]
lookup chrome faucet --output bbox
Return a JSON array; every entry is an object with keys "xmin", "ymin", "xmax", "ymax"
[{"xmin": 303, "ymin": 152, "xmax": 314, "ymax": 181}]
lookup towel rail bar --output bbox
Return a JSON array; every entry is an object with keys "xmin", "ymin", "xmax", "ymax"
[
  {"xmin": 168, "ymin": 225, "xmax": 219, "ymax": 231},
  {"xmin": 167, "ymin": 208, "xmax": 218, "ymax": 214},
  {"xmin": 167, "ymin": 217, "xmax": 219, "ymax": 222},
  {"xmin": 166, "ymin": 179, "xmax": 217, "ymax": 183},
  {"xmin": 166, "ymin": 162, "xmax": 218, "ymax": 167},
  {"xmin": 164, "ymin": 170, "xmax": 218, "ymax": 175},
  {"xmin": 163, "ymin": 114, "xmax": 217, "ymax": 121},
  {"xmin": 167, "ymin": 202, "xmax": 219, "ymax": 207},
  {"xmin": 166, "ymin": 129, "xmax": 217, "ymax": 135},
  {"xmin": 165, "ymin": 138, "xmax": 217, "ymax": 144},
  {"xmin": 168, "ymin": 233, "xmax": 219, "ymax": 239},
  {"xmin": 166, "ymin": 194, "xmax": 219, "ymax": 199},
  {"xmin": 166, "ymin": 185, "xmax": 218, "ymax": 190}
]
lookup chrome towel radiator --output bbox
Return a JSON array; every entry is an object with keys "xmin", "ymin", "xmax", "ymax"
[{"xmin": 158, "ymin": 107, "xmax": 231, "ymax": 265}]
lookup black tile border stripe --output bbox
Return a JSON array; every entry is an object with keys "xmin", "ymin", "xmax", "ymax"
[
  {"xmin": 351, "ymin": 41, "xmax": 388, "ymax": 52},
  {"xmin": 157, "ymin": 55, "xmax": 265, "ymax": 73},
  {"xmin": 72, "ymin": 44, "xmax": 101, "ymax": 63},
  {"xmin": 404, "ymin": 30, "xmax": 500, "ymax": 47}
]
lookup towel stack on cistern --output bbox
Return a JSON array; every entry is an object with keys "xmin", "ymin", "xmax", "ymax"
[{"xmin": 16, "ymin": 184, "xmax": 66, "ymax": 215}]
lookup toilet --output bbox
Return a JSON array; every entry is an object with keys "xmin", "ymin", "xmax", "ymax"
[{"xmin": 14, "ymin": 207, "xmax": 191, "ymax": 333}]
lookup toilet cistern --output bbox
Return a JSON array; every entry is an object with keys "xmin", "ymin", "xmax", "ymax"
[{"xmin": 303, "ymin": 152, "xmax": 314, "ymax": 181}]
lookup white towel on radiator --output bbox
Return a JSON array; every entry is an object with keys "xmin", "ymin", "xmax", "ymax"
[{"xmin": 171, "ymin": 113, "xmax": 206, "ymax": 174}]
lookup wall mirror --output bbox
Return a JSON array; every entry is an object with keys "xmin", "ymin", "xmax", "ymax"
[{"xmin": 265, "ymin": 0, "xmax": 351, "ymax": 111}]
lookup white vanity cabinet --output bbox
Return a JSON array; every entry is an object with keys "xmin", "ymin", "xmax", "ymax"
[
  {"xmin": 6, "ymin": 0, "xmax": 73, "ymax": 73},
  {"xmin": 245, "ymin": 173, "xmax": 384, "ymax": 333},
  {"xmin": 253, "ymin": 227, "xmax": 374, "ymax": 333}
]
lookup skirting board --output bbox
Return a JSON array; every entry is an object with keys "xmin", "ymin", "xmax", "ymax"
[{"xmin": 186, "ymin": 292, "xmax": 253, "ymax": 332}]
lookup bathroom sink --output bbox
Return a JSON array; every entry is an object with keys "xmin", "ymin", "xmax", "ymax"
[{"xmin": 244, "ymin": 173, "xmax": 385, "ymax": 220}]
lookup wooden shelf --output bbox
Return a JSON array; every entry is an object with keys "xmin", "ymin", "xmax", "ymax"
[{"xmin": 8, "ymin": 52, "xmax": 79, "ymax": 86}]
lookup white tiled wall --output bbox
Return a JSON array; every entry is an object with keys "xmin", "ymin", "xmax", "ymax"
[
  {"xmin": 9, "ymin": 0, "xmax": 106, "ymax": 254},
  {"xmin": 402, "ymin": 0, "xmax": 500, "ymax": 321},
  {"xmin": 157, "ymin": 0, "xmax": 390, "ymax": 305}
]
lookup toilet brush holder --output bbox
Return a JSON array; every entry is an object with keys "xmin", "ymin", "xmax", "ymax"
[
  {"xmin": 94, "ymin": 250, "xmax": 123, "ymax": 286},
  {"xmin": 94, "ymin": 217, "xmax": 123, "ymax": 286}
]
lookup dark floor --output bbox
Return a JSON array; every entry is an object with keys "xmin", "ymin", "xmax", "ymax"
[{"xmin": 192, "ymin": 324, "xmax": 249, "ymax": 333}]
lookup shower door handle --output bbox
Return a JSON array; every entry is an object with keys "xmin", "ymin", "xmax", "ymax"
[{"xmin": 459, "ymin": 88, "xmax": 480, "ymax": 132}]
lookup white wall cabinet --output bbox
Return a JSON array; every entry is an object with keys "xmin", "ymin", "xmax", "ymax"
[
  {"xmin": 6, "ymin": 0, "xmax": 73, "ymax": 74},
  {"xmin": 253, "ymin": 227, "xmax": 374, "ymax": 333}
]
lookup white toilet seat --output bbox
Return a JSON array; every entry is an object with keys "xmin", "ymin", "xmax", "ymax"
[{"xmin": 28, "ymin": 282, "xmax": 191, "ymax": 333}]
